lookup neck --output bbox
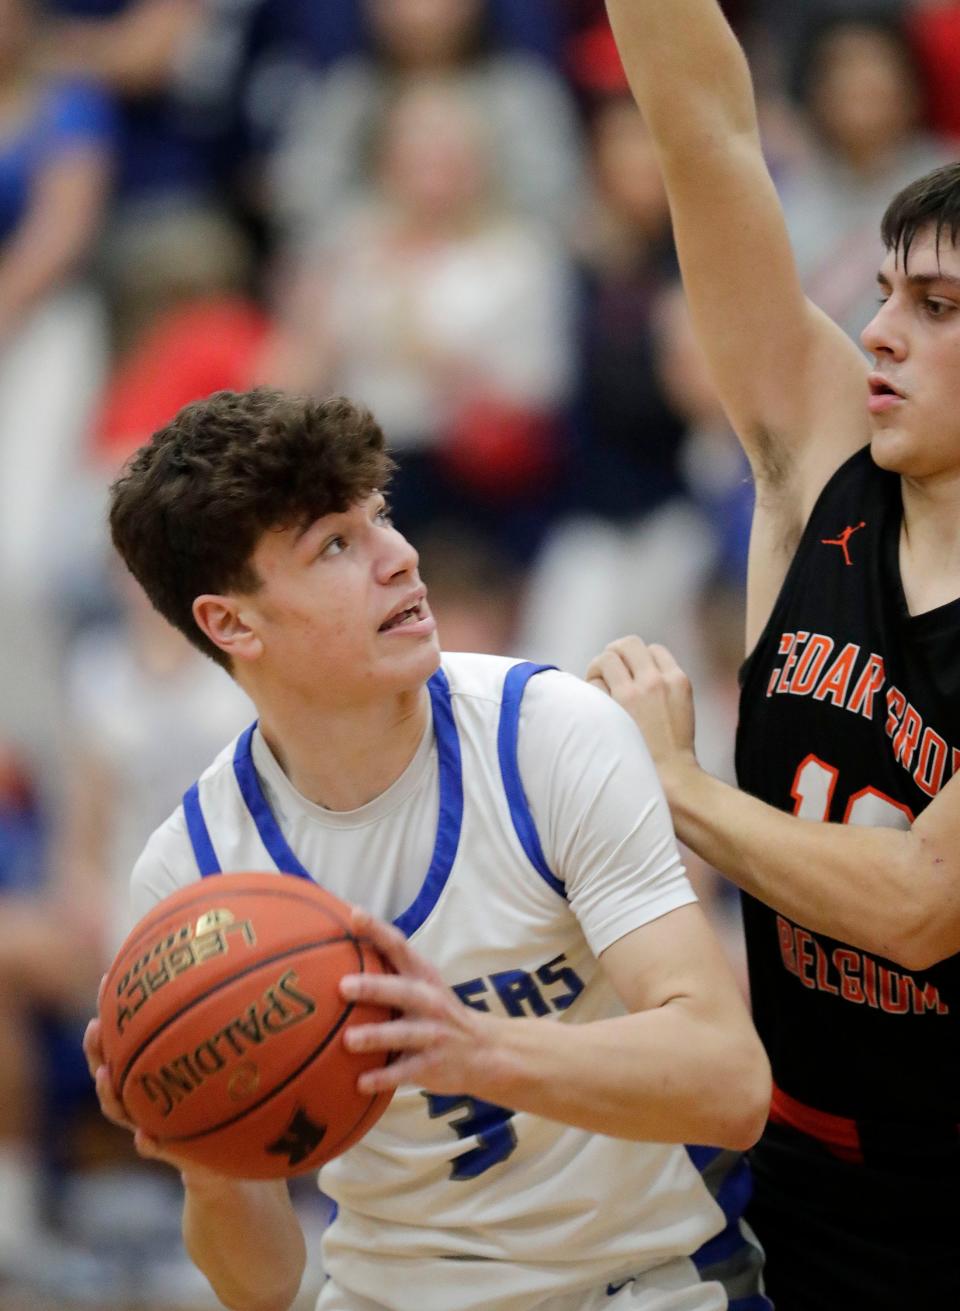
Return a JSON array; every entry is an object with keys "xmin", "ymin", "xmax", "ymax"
[
  {"xmin": 255, "ymin": 684, "xmax": 431, "ymax": 811},
  {"xmin": 899, "ymin": 468, "xmax": 960, "ymax": 613}
]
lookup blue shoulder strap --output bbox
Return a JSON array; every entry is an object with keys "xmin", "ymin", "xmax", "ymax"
[
  {"xmin": 232, "ymin": 723, "xmax": 312, "ymax": 880},
  {"xmin": 180, "ymin": 674, "xmax": 466, "ymax": 924},
  {"xmin": 496, "ymin": 662, "xmax": 565, "ymax": 899},
  {"xmin": 393, "ymin": 666, "xmax": 464, "ymax": 936},
  {"xmin": 182, "ymin": 778, "xmax": 223, "ymax": 878}
]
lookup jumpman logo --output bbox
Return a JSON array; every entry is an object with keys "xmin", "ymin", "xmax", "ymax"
[{"xmin": 821, "ymin": 521, "xmax": 866, "ymax": 566}]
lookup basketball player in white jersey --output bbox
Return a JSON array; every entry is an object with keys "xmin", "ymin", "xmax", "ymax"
[{"xmin": 83, "ymin": 390, "xmax": 770, "ymax": 1311}]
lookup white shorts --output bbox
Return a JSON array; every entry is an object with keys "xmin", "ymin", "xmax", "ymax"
[{"xmin": 316, "ymin": 1256, "xmax": 726, "ymax": 1311}]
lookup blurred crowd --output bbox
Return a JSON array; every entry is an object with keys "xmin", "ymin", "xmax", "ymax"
[{"xmin": 0, "ymin": 0, "xmax": 957, "ymax": 1304}]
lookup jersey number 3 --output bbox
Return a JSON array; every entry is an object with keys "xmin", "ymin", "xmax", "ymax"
[
  {"xmin": 423, "ymin": 1093, "xmax": 518, "ymax": 1179},
  {"xmin": 790, "ymin": 753, "xmax": 914, "ymax": 827}
]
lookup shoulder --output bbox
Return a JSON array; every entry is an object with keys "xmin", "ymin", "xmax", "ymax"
[
  {"xmin": 441, "ymin": 653, "xmax": 636, "ymax": 732},
  {"xmin": 520, "ymin": 666, "xmax": 644, "ymax": 745},
  {"xmin": 439, "ymin": 651, "xmax": 520, "ymax": 702}
]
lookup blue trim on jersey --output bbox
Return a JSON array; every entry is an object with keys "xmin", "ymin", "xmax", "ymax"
[
  {"xmin": 685, "ymin": 1146, "xmax": 772, "ymax": 1310},
  {"xmin": 393, "ymin": 667, "xmax": 463, "ymax": 937},
  {"xmin": 232, "ymin": 723, "xmax": 313, "ymax": 880},
  {"xmin": 182, "ymin": 780, "xmax": 222, "ymax": 876},
  {"xmin": 497, "ymin": 662, "xmax": 564, "ymax": 898},
  {"xmin": 685, "ymin": 1143, "xmax": 753, "ymax": 1235},
  {"xmin": 182, "ymin": 671, "xmax": 466, "ymax": 930}
]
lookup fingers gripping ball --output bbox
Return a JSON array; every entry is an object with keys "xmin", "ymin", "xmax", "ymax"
[{"xmin": 99, "ymin": 873, "xmax": 394, "ymax": 1178}]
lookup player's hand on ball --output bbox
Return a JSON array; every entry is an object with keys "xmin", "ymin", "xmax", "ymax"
[
  {"xmin": 586, "ymin": 637, "xmax": 698, "ymax": 778},
  {"xmin": 341, "ymin": 909, "xmax": 501, "ymax": 1097},
  {"xmin": 84, "ymin": 982, "xmax": 231, "ymax": 1183}
]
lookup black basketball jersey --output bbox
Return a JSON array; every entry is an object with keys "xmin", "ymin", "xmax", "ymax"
[{"xmin": 736, "ymin": 445, "xmax": 960, "ymax": 1126}]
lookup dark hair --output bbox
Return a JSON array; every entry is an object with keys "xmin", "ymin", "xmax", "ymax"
[
  {"xmin": 109, "ymin": 389, "xmax": 394, "ymax": 668},
  {"xmin": 881, "ymin": 162, "xmax": 960, "ymax": 267}
]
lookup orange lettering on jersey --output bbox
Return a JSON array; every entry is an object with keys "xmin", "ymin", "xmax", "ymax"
[
  {"xmin": 862, "ymin": 955, "xmax": 878, "ymax": 1008},
  {"xmin": 790, "ymin": 634, "xmax": 834, "ymax": 696},
  {"xmin": 845, "ymin": 653, "xmax": 885, "ymax": 719},
  {"xmin": 834, "ymin": 949, "xmax": 865, "ymax": 1004},
  {"xmin": 794, "ymin": 928, "xmax": 817, "ymax": 988},
  {"xmin": 914, "ymin": 728, "xmax": 948, "ymax": 798},
  {"xmin": 911, "ymin": 980, "xmax": 950, "ymax": 1016},
  {"xmin": 778, "ymin": 923, "xmax": 949, "ymax": 1015},
  {"xmin": 884, "ymin": 687, "xmax": 906, "ymax": 738},
  {"xmin": 815, "ymin": 941, "xmax": 839, "ymax": 995},
  {"xmin": 777, "ymin": 915, "xmax": 799, "ymax": 976},
  {"xmin": 773, "ymin": 632, "xmax": 802, "ymax": 694},
  {"xmin": 879, "ymin": 967, "xmax": 910, "ymax": 1015},
  {"xmin": 812, "ymin": 642, "xmax": 860, "ymax": 708},
  {"xmin": 892, "ymin": 704, "xmax": 923, "ymax": 771}
]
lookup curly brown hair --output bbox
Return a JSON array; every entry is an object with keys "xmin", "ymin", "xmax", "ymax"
[{"xmin": 109, "ymin": 389, "xmax": 395, "ymax": 668}]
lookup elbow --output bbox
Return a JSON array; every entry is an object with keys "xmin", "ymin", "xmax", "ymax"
[
  {"xmin": 714, "ymin": 1039, "xmax": 772, "ymax": 1151},
  {"xmin": 872, "ymin": 880, "xmax": 954, "ymax": 974},
  {"xmin": 215, "ymin": 1251, "xmax": 305, "ymax": 1311}
]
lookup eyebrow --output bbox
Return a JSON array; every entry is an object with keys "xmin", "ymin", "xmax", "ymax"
[
  {"xmin": 293, "ymin": 493, "xmax": 387, "ymax": 543},
  {"xmin": 877, "ymin": 270, "xmax": 960, "ymax": 291}
]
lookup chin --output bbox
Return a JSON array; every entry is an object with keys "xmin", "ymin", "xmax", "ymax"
[
  {"xmin": 869, "ymin": 427, "xmax": 923, "ymax": 476},
  {"xmin": 390, "ymin": 637, "xmax": 442, "ymax": 689}
]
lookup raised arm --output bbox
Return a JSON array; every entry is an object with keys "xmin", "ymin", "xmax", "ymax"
[{"xmin": 604, "ymin": 1, "xmax": 872, "ymax": 635}]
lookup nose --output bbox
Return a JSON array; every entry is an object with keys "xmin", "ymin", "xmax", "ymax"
[
  {"xmin": 376, "ymin": 520, "xmax": 419, "ymax": 582},
  {"xmin": 860, "ymin": 296, "xmax": 907, "ymax": 362}
]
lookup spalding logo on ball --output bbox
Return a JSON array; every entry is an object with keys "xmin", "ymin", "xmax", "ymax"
[{"xmin": 98, "ymin": 873, "xmax": 395, "ymax": 1179}]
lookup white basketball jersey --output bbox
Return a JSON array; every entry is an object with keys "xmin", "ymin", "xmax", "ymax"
[{"xmin": 132, "ymin": 655, "xmax": 764, "ymax": 1311}]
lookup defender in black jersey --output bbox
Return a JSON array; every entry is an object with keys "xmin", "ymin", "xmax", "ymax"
[{"xmin": 590, "ymin": 2, "xmax": 960, "ymax": 1307}]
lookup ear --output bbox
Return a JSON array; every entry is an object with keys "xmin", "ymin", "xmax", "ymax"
[{"xmin": 192, "ymin": 594, "xmax": 263, "ymax": 664}]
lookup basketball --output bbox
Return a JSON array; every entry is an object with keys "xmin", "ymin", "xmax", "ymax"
[{"xmin": 98, "ymin": 873, "xmax": 395, "ymax": 1179}]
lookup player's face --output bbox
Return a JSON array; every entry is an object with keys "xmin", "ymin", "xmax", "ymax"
[
  {"xmin": 861, "ymin": 228, "xmax": 960, "ymax": 480},
  {"xmin": 241, "ymin": 493, "xmax": 440, "ymax": 705}
]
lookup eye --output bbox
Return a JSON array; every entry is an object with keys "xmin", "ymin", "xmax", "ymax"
[
  {"xmin": 375, "ymin": 505, "xmax": 394, "ymax": 527},
  {"xmin": 925, "ymin": 298, "xmax": 953, "ymax": 318},
  {"xmin": 320, "ymin": 534, "xmax": 347, "ymax": 557}
]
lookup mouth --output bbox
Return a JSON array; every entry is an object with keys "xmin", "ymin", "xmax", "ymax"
[
  {"xmin": 867, "ymin": 374, "xmax": 905, "ymax": 414},
  {"xmin": 379, "ymin": 593, "xmax": 429, "ymax": 632}
]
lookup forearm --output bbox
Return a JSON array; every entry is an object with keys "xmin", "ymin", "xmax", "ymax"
[
  {"xmin": 604, "ymin": 0, "xmax": 759, "ymax": 154},
  {"xmin": 664, "ymin": 762, "xmax": 949, "ymax": 969},
  {"xmin": 480, "ymin": 1001, "xmax": 768, "ymax": 1151},
  {"xmin": 182, "ymin": 1175, "xmax": 305, "ymax": 1311}
]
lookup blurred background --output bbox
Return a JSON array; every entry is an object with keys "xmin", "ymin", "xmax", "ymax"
[{"xmin": 0, "ymin": 0, "xmax": 955, "ymax": 1305}]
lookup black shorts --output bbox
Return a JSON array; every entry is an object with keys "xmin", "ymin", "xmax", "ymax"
[{"xmin": 747, "ymin": 1122, "xmax": 960, "ymax": 1311}]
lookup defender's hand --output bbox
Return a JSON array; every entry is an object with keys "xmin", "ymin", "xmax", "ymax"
[{"xmin": 340, "ymin": 909, "xmax": 504, "ymax": 1097}]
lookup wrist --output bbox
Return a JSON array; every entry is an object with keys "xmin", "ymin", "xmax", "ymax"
[
  {"xmin": 180, "ymin": 1166, "xmax": 243, "ymax": 1199},
  {"xmin": 466, "ymin": 1015, "xmax": 531, "ymax": 1107},
  {"xmin": 658, "ymin": 750, "xmax": 702, "ymax": 811}
]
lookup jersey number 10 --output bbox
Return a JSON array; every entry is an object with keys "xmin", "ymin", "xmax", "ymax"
[{"xmin": 790, "ymin": 753, "xmax": 914, "ymax": 828}]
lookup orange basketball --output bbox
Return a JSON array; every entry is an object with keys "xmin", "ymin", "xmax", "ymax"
[{"xmin": 99, "ymin": 873, "xmax": 395, "ymax": 1179}]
